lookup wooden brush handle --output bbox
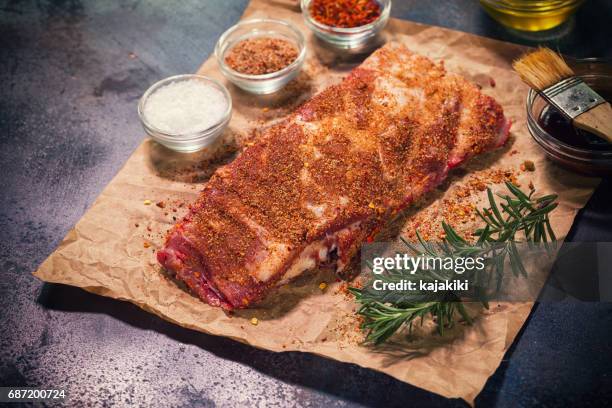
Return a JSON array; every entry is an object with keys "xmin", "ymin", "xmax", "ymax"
[{"xmin": 573, "ymin": 102, "xmax": 612, "ymax": 144}]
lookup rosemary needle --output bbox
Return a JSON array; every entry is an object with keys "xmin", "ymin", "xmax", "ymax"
[{"xmin": 350, "ymin": 182, "xmax": 558, "ymax": 345}]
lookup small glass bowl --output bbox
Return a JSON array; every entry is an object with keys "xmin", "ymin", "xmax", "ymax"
[
  {"xmin": 526, "ymin": 59, "xmax": 612, "ymax": 176},
  {"xmin": 479, "ymin": 0, "xmax": 584, "ymax": 32},
  {"xmin": 301, "ymin": 0, "xmax": 391, "ymax": 50},
  {"xmin": 215, "ymin": 19, "xmax": 306, "ymax": 95},
  {"xmin": 138, "ymin": 74, "xmax": 232, "ymax": 153}
]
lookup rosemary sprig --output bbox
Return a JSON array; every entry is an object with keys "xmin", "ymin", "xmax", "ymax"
[{"xmin": 350, "ymin": 181, "xmax": 558, "ymax": 345}]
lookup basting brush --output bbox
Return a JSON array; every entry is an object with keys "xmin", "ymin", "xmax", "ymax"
[{"xmin": 513, "ymin": 47, "xmax": 612, "ymax": 144}]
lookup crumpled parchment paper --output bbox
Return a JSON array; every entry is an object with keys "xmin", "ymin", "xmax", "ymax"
[{"xmin": 35, "ymin": 0, "xmax": 600, "ymax": 404}]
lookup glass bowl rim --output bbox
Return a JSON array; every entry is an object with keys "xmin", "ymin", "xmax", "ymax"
[
  {"xmin": 138, "ymin": 74, "xmax": 232, "ymax": 141},
  {"xmin": 479, "ymin": 0, "xmax": 585, "ymax": 12},
  {"xmin": 526, "ymin": 59, "xmax": 612, "ymax": 158},
  {"xmin": 300, "ymin": 0, "xmax": 392, "ymax": 34},
  {"xmin": 214, "ymin": 18, "xmax": 307, "ymax": 81}
]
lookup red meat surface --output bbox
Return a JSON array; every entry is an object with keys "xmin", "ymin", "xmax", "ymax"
[{"xmin": 157, "ymin": 43, "xmax": 511, "ymax": 310}]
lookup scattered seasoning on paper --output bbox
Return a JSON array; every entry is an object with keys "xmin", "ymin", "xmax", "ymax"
[
  {"xmin": 250, "ymin": 317, "xmax": 259, "ymax": 326},
  {"xmin": 309, "ymin": 0, "xmax": 381, "ymax": 28},
  {"xmin": 521, "ymin": 160, "xmax": 535, "ymax": 171},
  {"xmin": 224, "ymin": 37, "xmax": 298, "ymax": 75},
  {"xmin": 143, "ymin": 79, "xmax": 228, "ymax": 134},
  {"xmin": 401, "ymin": 168, "xmax": 519, "ymax": 242}
]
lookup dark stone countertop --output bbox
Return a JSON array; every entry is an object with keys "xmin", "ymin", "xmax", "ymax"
[{"xmin": 1, "ymin": 1, "xmax": 611, "ymax": 406}]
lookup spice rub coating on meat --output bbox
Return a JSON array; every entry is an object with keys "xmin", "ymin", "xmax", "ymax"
[{"xmin": 157, "ymin": 43, "xmax": 511, "ymax": 310}]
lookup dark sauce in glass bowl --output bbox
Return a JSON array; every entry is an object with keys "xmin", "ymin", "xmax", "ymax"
[
  {"xmin": 538, "ymin": 90, "xmax": 612, "ymax": 152},
  {"xmin": 527, "ymin": 62, "xmax": 612, "ymax": 176}
]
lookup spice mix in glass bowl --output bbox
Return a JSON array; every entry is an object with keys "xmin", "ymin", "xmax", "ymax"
[
  {"xmin": 215, "ymin": 19, "xmax": 306, "ymax": 95},
  {"xmin": 301, "ymin": 0, "xmax": 391, "ymax": 50}
]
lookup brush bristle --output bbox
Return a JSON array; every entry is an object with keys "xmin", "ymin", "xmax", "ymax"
[{"xmin": 512, "ymin": 47, "xmax": 574, "ymax": 91}]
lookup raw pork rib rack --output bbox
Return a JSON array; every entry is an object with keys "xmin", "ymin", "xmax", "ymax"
[{"xmin": 157, "ymin": 43, "xmax": 511, "ymax": 310}]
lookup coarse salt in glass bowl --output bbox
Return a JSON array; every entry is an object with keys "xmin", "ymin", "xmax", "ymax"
[
  {"xmin": 138, "ymin": 74, "xmax": 232, "ymax": 153},
  {"xmin": 301, "ymin": 0, "xmax": 391, "ymax": 50},
  {"xmin": 215, "ymin": 19, "xmax": 307, "ymax": 95}
]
